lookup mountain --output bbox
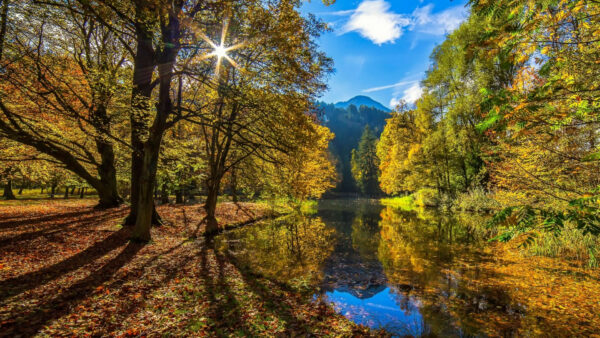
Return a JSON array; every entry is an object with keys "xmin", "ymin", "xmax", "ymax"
[
  {"xmin": 317, "ymin": 98, "xmax": 390, "ymax": 193},
  {"xmin": 334, "ymin": 95, "xmax": 391, "ymax": 113}
]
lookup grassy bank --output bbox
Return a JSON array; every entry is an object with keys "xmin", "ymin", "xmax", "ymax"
[
  {"xmin": 0, "ymin": 200, "xmax": 381, "ymax": 336},
  {"xmin": 380, "ymin": 195, "xmax": 415, "ymax": 210}
]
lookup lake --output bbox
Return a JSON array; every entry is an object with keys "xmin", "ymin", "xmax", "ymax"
[{"xmin": 215, "ymin": 199, "xmax": 597, "ymax": 336}]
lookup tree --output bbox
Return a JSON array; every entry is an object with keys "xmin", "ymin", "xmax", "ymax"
[
  {"xmin": 470, "ymin": 0, "xmax": 600, "ymax": 238},
  {"xmin": 240, "ymin": 122, "xmax": 337, "ymax": 205},
  {"xmin": 376, "ymin": 13, "xmax": 512, "ymax": 200},
  {"xmin": 179, "ymin": 1, "xmax": 332, "ymax": 235},
  {"xmin": 377, "ymin": 101, "xmax": 428, "ymax": 195},
  {"xmin": 351, "ymin": 126, "xmax": 380, "ymax": 195},
  {"xmin": 0, "ymin": 1, "xmax": 128, "ymax": 207}
]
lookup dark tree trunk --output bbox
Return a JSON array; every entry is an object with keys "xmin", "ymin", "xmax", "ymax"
[
  {"xmin": 161, "ymin": 184, "xmax": 169, "ymax": 204},
  {"xmin": 64, "ymin": 186, "xmax": 69, "ymax": 199},
  {"xmin": 128, "ymin": 1, "xmax": 181, "ymax": 241},
  {"xmin": 80, "ymin": 187, "xmax": 85, "ymax": 198},
  {"xmin": 123, "ymin": 148, "xmax": 162, "ymax": 226},
  {"xmin": 230, "ymin": 169, "xmax": 238, "ymax": 203},
  {"xmin": 71, "ymin": 186, "xmax": 76, "ymax": 195},
  {"xmin": 50, "ymin": 184, "xmax": 56, "ymax": 198},
  {"xmin": 175, "ymin": 189, "xmax": 183, "ymax": 204},
  {"xmin": 132, "ymin": 143, "xmax": 162, "ymax": 241},
  {"xmin": 3, "ymin": 179, "xmax": 15, "ymax": 200},
  {"xmin": 41, "ymin": 187, "xmax": 44, "ymax": 194},
  {"xmin": 204, "ymin": 179, "xmax": 220, "ymax": 235},
  {"xmin": 18, "ymin": 184, "xmax": 23, "ymax": 195}
]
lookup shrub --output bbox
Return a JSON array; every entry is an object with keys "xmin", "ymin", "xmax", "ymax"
[
  {"xmin": 414, "ymin": 188, "xmax": 439, "ymax": 207},
  {"xmin": 455, "ymin": 187, "xmax": 500, "ymax": 212}
]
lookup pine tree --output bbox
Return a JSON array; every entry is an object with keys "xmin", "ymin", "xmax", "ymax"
[{"xmin": 351, "ymin": 126, "xmax": 380, "ymax": 195}]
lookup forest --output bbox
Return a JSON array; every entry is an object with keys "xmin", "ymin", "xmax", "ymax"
[{"xmin": 1, "ymin": 0, "xmax": 599, "ymax": 336}]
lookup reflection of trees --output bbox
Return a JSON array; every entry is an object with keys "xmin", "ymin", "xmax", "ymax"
[
  {"xmin": 216, "ymin": 213, "xmax": 334, "ymax": 283},
  {"xmin": 378, "ymin": 206, "xmax": 522, "ymax": 336},
  {"xmin": 350, "ymin": 203, "xmax": 382, "ymax": 260},
  {"xmin": 319, "ymin": 200, "xmax": 387, "ymax": 298}
]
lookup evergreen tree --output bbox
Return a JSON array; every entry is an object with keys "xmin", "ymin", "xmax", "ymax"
[{"xmin": 351, "ymin": 126, "xmax": 380, "ymax": 195}]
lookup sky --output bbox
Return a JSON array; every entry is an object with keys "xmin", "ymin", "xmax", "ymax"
[{"xmin": 299, "ymin": 0, "xmax": 469, "ymax": 109}]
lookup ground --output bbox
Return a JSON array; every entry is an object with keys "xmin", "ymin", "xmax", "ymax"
[{"xmin": 0, "ymin": 199, "xmax": 381, "ymax": 337}]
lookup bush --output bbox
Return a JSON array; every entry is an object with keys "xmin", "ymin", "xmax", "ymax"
[
  {"xmin": 414, "ymin": 188, "xmax": 439, "ymax": 207},
  {"xmin": 526, "ymin": 224, "xmax": 599, "ymax": 268},
  {"xmin": 455, "ymin": 187, "xmax": 500, "ymax": 212}
]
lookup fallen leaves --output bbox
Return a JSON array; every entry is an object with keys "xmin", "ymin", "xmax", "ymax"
[{"xmin": 0, "ymin": 200, "xmax": 379, "ymax": 336}]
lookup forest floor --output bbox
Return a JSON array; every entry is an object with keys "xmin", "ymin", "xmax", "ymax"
[{"xmin": 0, "ymin": 199, "xmax": 381, "ymax": 337}]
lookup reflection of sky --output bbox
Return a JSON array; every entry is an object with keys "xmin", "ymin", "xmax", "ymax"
[{"xmin": 324, "ymin": 287, "xmax": 428, "ymax": 336}]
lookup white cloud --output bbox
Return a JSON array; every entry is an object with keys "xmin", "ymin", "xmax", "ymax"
[
  {"xmin": 389, "ymin": 97, "xmax": 402, "ymax": 108},
  {"xmin": 389, "ymin": 83, "xmax": 423, "ymax": 107},
  {"xmin": 401, "ymin": 83, "xmax": 423, "ymax": 104},
  {"xmin": 341, "ymin": 0, "xmax": 410, "ymax": 45},
  {"xmin": 410, "ymin": 4, "xmax": 468, "ymax": 35},
  {"xmin": 363, "ymin": 79, "xmax": 418, "ymax": 93},
  {"xmin": 322, "ymin": 2, "xmax": 467, "ymax": 45}
]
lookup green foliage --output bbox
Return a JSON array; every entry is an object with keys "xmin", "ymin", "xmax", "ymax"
[
  {"xmin": 319, "ymin": 101, "xmax": 389, "ymax": 192},
  {"xmin": 414, "ymin": 188, "xmax": 439, "ymax": 208},
  {"xmin": 455, "ymin": 187, "xmax": 500, "ymax": 212},
  {"xmin": 350, "ymin": 126, "xmax": 380, "ymax": 195},
  {"xmin": 377, "ymin": 15, "xmax": 500, "ymax": 199},
  {"xmin": 380, "ymin": 195, "xmax": 415, "ymax": 211}
]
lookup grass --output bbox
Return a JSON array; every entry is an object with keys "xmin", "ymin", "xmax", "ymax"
[{"xmin": 381, "ymin": 195, "xmax": 415, "ymax": 211}]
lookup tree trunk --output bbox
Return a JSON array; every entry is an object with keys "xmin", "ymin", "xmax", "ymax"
[
  {"xmin": 132, "ymin": 144, "xmax": 161, "ymax": 242},
  {"xmin": 41, "ymin": 187, "xmax": 44, "ymax": 194},
  {"xmin": 71, "ymin": 186, "xmax": 76, "ymax": 195},
  {"xmin": 50, "ymin": 184, "xmax": 56, "ymax": 198},
  {"xmin": 3, "ymin": 179, "xmax": 15, "ymax": 200},
  {"xmin": 80, "ymin": 187, "xmax": 85, "ymax": 198},
  {"xmin": 64, "ymin": 186, "xmax": 69, "ymax": 199},
  {"xmin": 123, "ymin": 157, "xmax": 162, "ymax": 226},
  {"xmin": 204, "ymin": 179, "xmax": 220, "ymax": 236},
  {"xmin": 175, "ymin": 189, "xmax": 183, "ymax": 204},
  {"xmin": 18, "ymin": 184, "xmax": 23, "ymax": 195},
  {"xmin": 161, "ymin": 184, "xmax": 169, "ymax": 204},
  {"xmin": 230, "ymin": 169, "xmax": 238, "ymax": 202},
  {"xmin": 128, "ymin": 1, "xmax": 181, "ymax": 240}
]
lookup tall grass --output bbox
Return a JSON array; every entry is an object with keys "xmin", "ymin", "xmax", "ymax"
[
  {"xmin": 381, "ymin": 195, "xmax": 415, "ymax": 211},
  {"xmin": 526, "ymin": 224, "xmax": 600, "ymax": 268}
]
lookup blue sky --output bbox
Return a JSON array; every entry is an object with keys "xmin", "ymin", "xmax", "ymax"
[{"xmin": 300, "ymin": 0, "xmax": 469, "ymax": 108}]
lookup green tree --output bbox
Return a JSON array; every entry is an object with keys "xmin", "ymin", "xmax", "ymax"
[{"xmin": 351, "ymin": 126, "xmax": 380, "ymax": 195}]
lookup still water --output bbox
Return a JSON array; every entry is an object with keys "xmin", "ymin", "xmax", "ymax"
[{"xmin": 216, "ymin": 199, "xmax": 524, "ymax": 336}]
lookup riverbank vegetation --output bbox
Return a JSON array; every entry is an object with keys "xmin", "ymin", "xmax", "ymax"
[{"xmin": 366, "ymin": 0, "xmax": 600, "ymax": 265}]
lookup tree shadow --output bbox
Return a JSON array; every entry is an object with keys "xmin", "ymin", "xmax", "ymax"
[
  {"xmin": 1, "ymin": 238, "xmax": 144, "ymax": 336},
  {"xmin": 0, "ymin": 209, "xmax": 93, "ymax": 230},
  {"xmin": 197, "ymin": 238, "xmax": 329, "ymax": 335},
  {"xmin": 0, "ymin": 227, "xmax": 130, "ymax": 303},
  {"xmin": 197, "ymin": 237, "xmax": 253, "ymax": 334},
  {"xmin": 0, "ymin": 209, "xmax": 125, "ymax": 250}
]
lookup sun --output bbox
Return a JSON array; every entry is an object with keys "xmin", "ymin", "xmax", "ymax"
[
  {"xmin": 213, "ymin": 45, "xmax": 227, "ymax": 58},
  {"xmin": 193, "ymin": 18, "xmax": 245, "ymax": 77}
]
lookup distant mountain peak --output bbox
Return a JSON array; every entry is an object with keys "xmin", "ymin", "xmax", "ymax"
[{"xmin": 334, "ymin": 96, "xmax": 391, "ymax": 112}]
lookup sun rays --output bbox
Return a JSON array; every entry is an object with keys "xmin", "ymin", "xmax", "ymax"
[{"xmin": 193, "ymin": 17, "xmax": 245, "ymax": 78}]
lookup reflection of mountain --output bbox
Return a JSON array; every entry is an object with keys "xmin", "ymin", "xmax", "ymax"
[
  {"xmin": 321, "ymin": 250, "xmax": 387, "ymax": 299},
  {"xmin": 317, "ymin": 199, "xmax": 386, "ymax": 299}
]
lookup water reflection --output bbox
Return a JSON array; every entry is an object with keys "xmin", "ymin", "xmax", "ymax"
[{"xmin": 217, "ymin": 199, "xmax": 524, "ymax": 336}]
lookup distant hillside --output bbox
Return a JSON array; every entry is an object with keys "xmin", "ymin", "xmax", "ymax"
[
  {"xmin": 318, "ymin": 96, "xmax": 390, "ymax": 193},
  {"xmin": 334, "ymin": 95, "xmax": 391, "ymax": 113}
]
